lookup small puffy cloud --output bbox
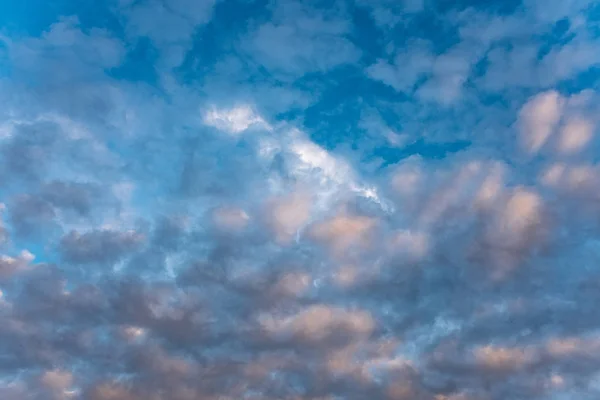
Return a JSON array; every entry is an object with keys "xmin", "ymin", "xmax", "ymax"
[
  {"xmin": 366, "ymin": 41, "xmax": 434, "ymax": 93},
  {"xmin": 0, "ymin": 250, "xmax": 35, "ymax": 282},
  {"xmin": 39, "ymin": 180, "xmax": 102, "ymax": 216},
  {"xmin": 366, "ymin": 40, "xmax": 478, "ymax": 105},
  {"xmin": 265, "ymin": 191, "xmax": 312, "ymax": 244},
  {"xmin": 203, "ymin": 105, "xmax": 271, "ymax": 134},
  {"xmin": 539, "ymin": 163, "xmax": 600, "ymax": 203},
  {"xmin": 491, "ymin": 188, "xmax": 544, "ymax": 246},
  {"xmin": 387, "ymin": 229, "xmax": 430, "ymax": 262},
  {"xmin": 40, "ymin": 369, "xmax": 74, "ymax": 392},
  {"xmin": 248, "ymin": 23, "xmax": 359, "ymax": 75},
  {"xmin": 212, "ymin": 206, "xmax": 250, "ymax": 232},
  {"xmin": 86, "ymin": 382, "xmax": 138, "ymax": 400},
  {"xmin": 473, "ymin": 345, "xmax": 536, "ymax": 372},
  {"xmin": 117, "ymin": 0, "xmax": 216, "ymax": 67},
  {"xmin": 259, "ymin": 304, "xmax": 375, "ymax": 344},
  {"xmin": 60, "ymin": 229, "xmax": 144, "ymax": 264},
  {"xmin": 538, "ymin": 39, "xmax": 600, "ymax": 86},
  {"xmin": 5, "ymin": 17, "xmax": 125, "ymax": 85},
  {"xmin": 558, "ymin": 117, "xmax": 595, "ymax": 154},
  {"xmin": 518, "ymin": 90, "xmax": 564, "ymax": 154},
  {"xmin": 518, "ymin": 90, "xmax": 600, "ymax": 161},
  {"xmin": 309, "ymin": 213, "xmax": 377, "ymax": 254},
  {"xmin": 271, "ymin": 271, "xmax": 312, "ymax": 298},
  {"xmin": 243, "ymin": 0, "xmax": 360, "ymax": 77},
  {"xmin": 545, "ymin": 334, "xmax": 600, "ymax": 359}
]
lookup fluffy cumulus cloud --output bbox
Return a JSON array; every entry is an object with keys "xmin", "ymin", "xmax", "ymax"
[{"xmin": 1, "ymin": 0, "xmax": 600, "ymax": 399}]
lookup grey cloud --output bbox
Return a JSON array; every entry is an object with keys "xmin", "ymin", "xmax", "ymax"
[
  {"xmin": 8, "ymin": 194, "xmax": 57, "ymax": 239},
  {"xmin": 3, "ymin": 3, "xmax": 600, "ymax": 400},
  {"xmin": 6, "ymin": 107, "xmax": 600, "ymax": 399},
  {"xmin": 1, "ymin": 120, "xmax": 62, "ymax": 183},
  {"xmin": 0, "ymin": 227, "xmax": 6, "ymax": 247},
  {"xmin": 150, "ymin": 215, "xmax": 189, "ymax": 251},
  {"xmin": 0, "ymin": 251, "xmax": 33, "ymax": 283},
  {"xmin": 40, "ymin": 181, "xmax": 103, "ymax": 216},
  {"xmin": 60, "ymin": 229, "xmax": 144, "ymax": 264},
  {"xmin": 0, "ymin": 205, "xmax": 8, "ymax": 246}
]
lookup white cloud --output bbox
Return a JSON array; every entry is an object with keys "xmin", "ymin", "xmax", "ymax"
[
  {"xmin": 518, "ymin": 90, "xmax": 564, "ymax": 154},
  {"xmin": 558, "ymin": 117, "xmax": 595, "ymax": 154},
  {"xmin": 289, "ymin": 136, "xmax": 352, "ymax": 184},
  {"xmin": 203, "ymin": 105, "xmax": 271, "ymax": 134},
  {"xmin": 366, "ymin": 41, "xmax": 434, "ymax": 92}
]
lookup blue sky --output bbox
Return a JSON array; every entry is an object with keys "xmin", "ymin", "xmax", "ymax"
[{"xmin": 1, "ymin": 0, "xmax": 600, "ymax": 398}]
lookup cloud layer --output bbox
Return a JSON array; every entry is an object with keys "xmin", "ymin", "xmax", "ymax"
[{"xmin": 1, "ymin": 0, "xmax": 600, "ymax": 398}]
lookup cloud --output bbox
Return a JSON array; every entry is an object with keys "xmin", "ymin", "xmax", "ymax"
[
  {"xmin": 242, "ymin": 0, "xmax": 360, "ymax": 77},
  {"xmin": 4, "ymin": 17, "xmax": 125, "ymax": 86},
  {"xmin": 518, "ymin": 90, "xmax": 564, "ymax": 154},
  {"xmin": 8, "ymin": 194, "xmax": 58, "ymax": 238},
  {"xmin": 212, "ymin": 206, "xmax": 250, "ymax": 233},
  {"xmin": 558, "ymin": 117, "xmax": 594, "ymax": 154},
  {"xmin": 2, "ymin": 0, "xmax": 600, "ymax": 399},
  {"xmin": 264, "ymin": 190, "xmax": 312, "ymax": 244},
  {"xmin": 365, "ymin": 0, "xmax": 600, "ymax": 106},
  {"xmin": 356, "ymin": 0, "xmax": 425, "ymax": 28},
  {"xmin": 523, "ymin": 0, "xmax": 595, "ymax": 23},
  {"xmin": 0, "ymin": 250, "xmax": 34, "ymax": 282},
  {"xmin": 203, "ymin": 105, "xmax": 271, "ymax": 134},
  {"xmin": 259, "ymin": 304, "xmax": 375, "ymax": 344},
  {"xmin": 39, "ymin": 180, "xmax": 103, "ymax": 217},
  {"xmin": 517, "ymin": 90, "xmax": 600, "ymax": 160},
  {"xmin": 60, "ymin": 229, "xmax": 144, "ymax": 264},
  {"xmin": 117, "ymin": 0, "xmax": 217, "ymax": 68},
  {"xmin": 366, "ymin": 40, "xmax": 435, "ymax": 93},
  {"xmin": 309, "ymin": 213, "xmax": 377, "ymax": 255}
]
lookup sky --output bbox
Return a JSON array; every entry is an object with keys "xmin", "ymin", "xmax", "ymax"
[{"xmin": 1, "ymin": 0, "xmax": 600, "ymax": 399}]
